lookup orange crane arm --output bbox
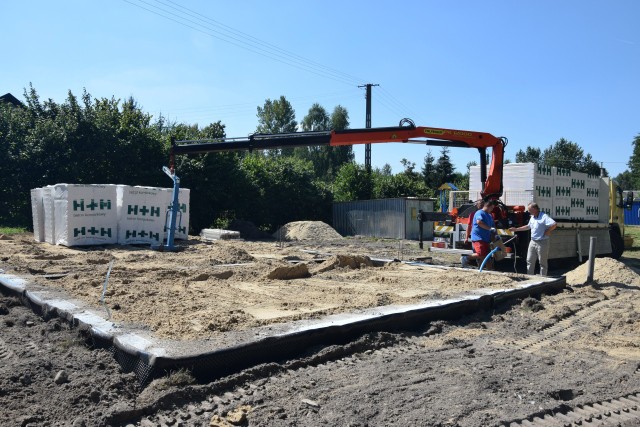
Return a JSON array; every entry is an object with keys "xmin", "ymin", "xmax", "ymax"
[
  {"xmin": 172, "ymin": 123, "xmax": 507, "ymax": 199},
  {"xmin": 330, "ymin": 126, "xmax": 506, "ymax": 199}
]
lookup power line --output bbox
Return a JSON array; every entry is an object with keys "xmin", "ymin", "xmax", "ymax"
[
  {"xmin": 123, "ymin": 0, "xmax": 363, "ymax": 86},
  {"xmin": 377, "ymin": 86, "xmax": 416, "ymax": 119},
  {"xmin": 124, "ymin": 0, "xmax": 418, "ymax": 131},
  {"xmin": 155, "ymin": 0, "xmax": 365, "ymax": 85}
]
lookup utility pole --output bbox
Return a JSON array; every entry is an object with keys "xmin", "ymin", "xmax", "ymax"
[{"xmin": 359, "ymin": 83, "xmax": 378, "ymax": 173}]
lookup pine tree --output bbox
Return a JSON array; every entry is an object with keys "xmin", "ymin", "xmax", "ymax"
[
  {"xmin": 422, "ymin": 150, "xmax": 437, "ymax": 189},
  {"xmin": 434, "ymin": 147, "xmax": 455, "ymax": 187}
]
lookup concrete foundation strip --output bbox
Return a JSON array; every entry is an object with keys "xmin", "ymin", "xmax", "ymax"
[{"xmin": 0, "ymin": 269, "xmax": 565, "ymax": 385}]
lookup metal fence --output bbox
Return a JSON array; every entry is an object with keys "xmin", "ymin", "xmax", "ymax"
[{"xmin": 333, "ymin": 198, "xmax": 434, "ymax": 240}]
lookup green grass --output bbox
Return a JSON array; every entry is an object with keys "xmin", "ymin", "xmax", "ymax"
[
  {"xmin": 624, "ymin": 226, "xmax": 640, "ymax": 250},
  {"xmin": 625, "ymin": 225, "xmax": 640, "ymax": 243},
  {"xmin": 0, "ymin": 227, "xmax": 26, "ymax": 235},
  {"xmin": 622, "ymin": 226, "xmax": 640, "ymax": 268}
]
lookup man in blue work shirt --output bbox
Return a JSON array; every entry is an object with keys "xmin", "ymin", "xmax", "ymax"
[
  {"xmin": 509, "ymin": 202, "xmax": 557, "ymax": 276},
  {"xmin": 461, "ymin": 200, "xmax": 496, "ymax": 269}
]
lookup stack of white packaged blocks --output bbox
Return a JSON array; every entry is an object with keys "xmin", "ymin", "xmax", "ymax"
[
  {"xmin": 469, "ymin": 162, "xmax": 605, "ymax": 220},
  {"xmin": 52, "ymin": 184, "xmax": 118, "ymax": 246},
  {"xmin": 30, "ymin": 188, "xmax": 45, "ymax": 242},
  {"xmin": 469, "ymin": 163, "xmax": 552, "ymax": 214},
  {"xmin": 30, "ymin": 184, "xmax": 190, "ymax": 246},
  {"xmin": 160, "ymin": 188, "xmax": 190, "ymax": 240},
  {"xmin": 116, "ymin": 185, "xmax": 166, "ymax": 245}
]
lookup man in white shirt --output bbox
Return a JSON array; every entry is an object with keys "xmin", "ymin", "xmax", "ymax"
[{"xmin": 509, "ymin": 202, "xmax": 557, "ymax": 276}]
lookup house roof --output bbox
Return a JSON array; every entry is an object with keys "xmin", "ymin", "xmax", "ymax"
[{"xmin": 0, "ymin": 93, "xmax": 24, "ymax": 108}]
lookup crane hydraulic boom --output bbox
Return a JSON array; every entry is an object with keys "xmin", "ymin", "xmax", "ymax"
[{"xmin": 171, "ymin": 121, "xmax": 507, "ymax": 199}]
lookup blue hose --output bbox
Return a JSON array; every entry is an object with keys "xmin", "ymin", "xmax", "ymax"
[{"xmin": 479, "ymin": 246, "xmax": 500, "ymax": 272}]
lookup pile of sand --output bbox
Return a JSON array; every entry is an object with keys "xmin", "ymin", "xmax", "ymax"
[
  {"xmin": 565, "ymin": 257, "xmax": 640, "ymax": 286},
  {"xmin": 273, "ymin": 221, "xmax": 343, "ymax": 241}
]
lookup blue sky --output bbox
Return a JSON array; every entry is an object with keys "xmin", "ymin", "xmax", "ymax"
[{"xmin": 2, "ymin": 1, "xmax": 638, "ymax": 178}]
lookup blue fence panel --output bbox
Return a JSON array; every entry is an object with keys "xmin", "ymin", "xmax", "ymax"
[{"xmin": 624, "ymin": 201, "xmax": 640, "ymax": 226}]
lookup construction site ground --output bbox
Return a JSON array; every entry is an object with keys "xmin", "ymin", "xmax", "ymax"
[{"xmin": 1, "ymin": 227, "xmax": 639, "ymax": 426}]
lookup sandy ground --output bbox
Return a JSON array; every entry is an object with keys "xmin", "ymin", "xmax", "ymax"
[{"xmin": 0, "ymin": 233, "xmax": 539, "ymax": 340}]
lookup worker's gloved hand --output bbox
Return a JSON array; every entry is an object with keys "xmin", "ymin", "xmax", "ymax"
[{"xmin": 490, "ymin": 227, "xmax": 496, "ymax": 233}]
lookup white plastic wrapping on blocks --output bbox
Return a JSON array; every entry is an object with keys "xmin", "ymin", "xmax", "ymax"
[
  {"xmin": 471, "ymin": 163, "xmax": 551, "ymax": 192},
  {"xmin": 30, "ymin": 188, "xmax": 45, "ymax": 242},
  {"xmin": 116, "ymin": 185, "xmax": 165, "ymax": 245},
  {"xmin": 53, "ymin": 184, "xmax": 118, "ymax": 246},
  {"xmin": 42, "ymin": 186, "xmax": 56, "ymax": 244},
  {"xmin": 158, "ymin": 188, "xmax": 190, "ymax": 240}
]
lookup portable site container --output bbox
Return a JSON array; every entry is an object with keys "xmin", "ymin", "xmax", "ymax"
[
  {"xmin": 332, "ymin": 198, "xmax": 435, "ymax": 240},
  {"xmin": 624, "ymin": 200, "xmax": 640, "ymax": 226}
]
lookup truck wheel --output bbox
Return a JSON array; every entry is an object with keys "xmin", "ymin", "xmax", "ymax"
[{"xmin": 609, "ymin": 226, "xmax": 624, "ymax": 259}]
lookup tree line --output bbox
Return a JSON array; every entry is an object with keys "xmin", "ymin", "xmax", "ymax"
[
  {"xmin": 1, "ymin": 85, "xmax": 615, "ymax": 234},
  {"xmin": 0, "ymin": 88, "xmax": 442, "ymax": 233}
]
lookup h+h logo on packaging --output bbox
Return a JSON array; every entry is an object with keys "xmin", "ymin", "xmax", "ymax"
[
  {"xmin": 536, "ymin": 186, "xmax": 551, "ymax": 198},
  {"xmin": 555, "ymin": 186, "xmax": 571, "ymax": 197},
  {"xmin": 127, "ymin": 205, "xmax": 161, "ymax": 217},
  {"xmin": 73, "ymin": 199, "xmax": 112, "ymax": 211},
  {"xmin": 73, "ymin": 227, "xmax": 112, "ymax": 237},
  {"xmin": 536, "ymin": 165, "xmax": 552, "ymax": 176},
  {"xmin": 165, "ymin": 225, "xmax": 187, "ymax": 234},
  {"xmin": 125, "ymin": 230, "xmax": 160, "ymax": 241},
  {"xmin": 570, "ymin": 198, "xmax": 585, "ymax": 208},
  {"xmin": 571, "ymin": 179, "xmax": 585, "ymax": 189}
]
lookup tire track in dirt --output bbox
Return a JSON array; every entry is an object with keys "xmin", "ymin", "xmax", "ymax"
[
  {"xmin": 130, "ymin": 336, "xmax": 466, "ymax": 425},
  {"xmin": 0, "ymin": 338, "xmax": 15, "ymax": 362},
  {"xmin": 501, "ymin": 392, "xmax": 640, "ymax": 426},
  {"xmin": 499, "ymin": 297, "xmax": 617, "ymax": 352}
]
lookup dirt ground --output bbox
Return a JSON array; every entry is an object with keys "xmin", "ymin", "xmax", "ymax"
[
  {"xmin": 1, "ymin": 229, "xmax": 639, "ymax": 426},
  {"xmin": 0, "ymin": 295, "xmax": 140, "ymax": 427},
  {"xmin": 0, "ymin": 232, "xmax": 539, "ymax": 340}
]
